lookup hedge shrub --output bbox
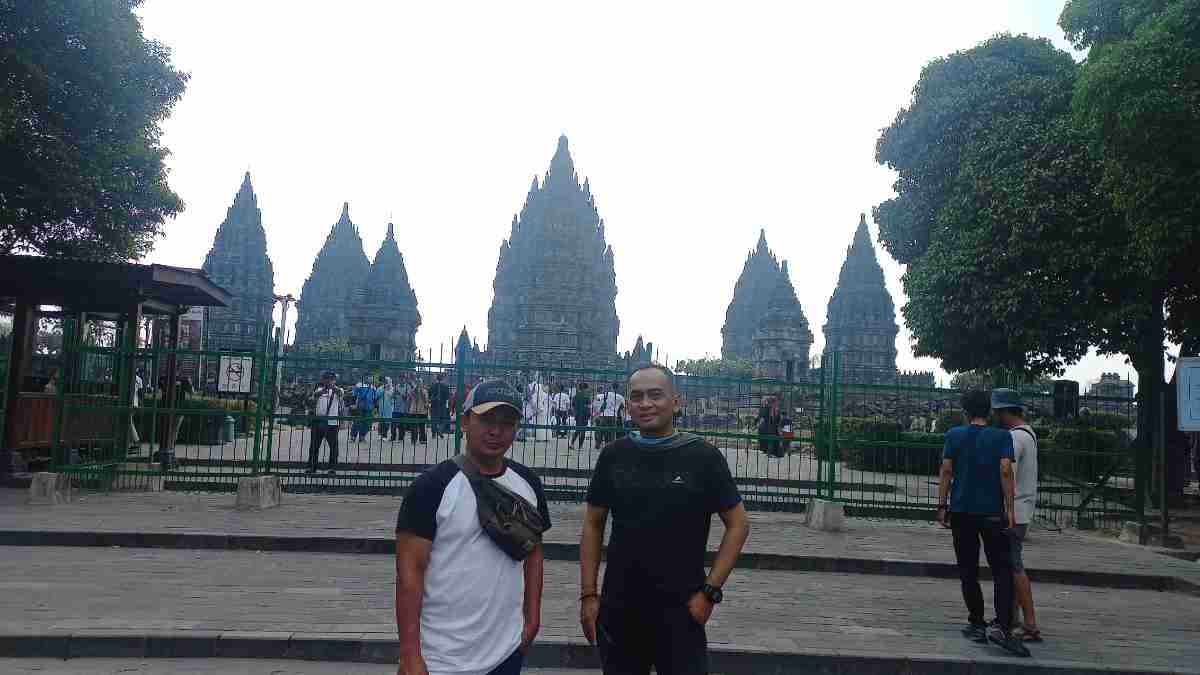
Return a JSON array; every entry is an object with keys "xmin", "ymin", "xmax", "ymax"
[{"xmin": 844, "ymin": 431, "xmax": 944, "ymax": 476}]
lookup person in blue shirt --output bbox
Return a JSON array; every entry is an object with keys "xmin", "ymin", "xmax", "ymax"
[
  {"xmin": 935, "ymin": 390, "xmax": 1029, "ymax": 658},
  {"xmin": 350, "ymin": 377, "xmax": 378, "ymax": 444}
]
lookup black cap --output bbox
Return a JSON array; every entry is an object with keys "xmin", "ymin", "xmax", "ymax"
[
  {"xmin": 321, "ymin": 370, "xmax": 337, "ymax": 380},
  {"xmin": 463, "ymin": 379, "xmax": 521, "ymax": 415}
]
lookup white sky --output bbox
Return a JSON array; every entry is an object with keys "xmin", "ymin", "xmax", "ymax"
[{"xmin": 136, "ymin": 0, "xmax": 1148, "ymax": 389}]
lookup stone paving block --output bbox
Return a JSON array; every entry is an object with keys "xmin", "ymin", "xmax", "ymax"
[
  {"xmin": 235, "ymin": 475, "xmax": 282, "ymax": 510},
  {"xmin": 27, "ymin": 473, "xmax": 72, "ymax": 505},
  {"xmin": 806, "ymin": 498, "xmax": 846, "ymax": 532}
]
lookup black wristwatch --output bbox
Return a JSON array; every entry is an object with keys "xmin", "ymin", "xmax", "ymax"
[{"xmin": 700, "ymin": 583, "xmax": 723, "ymax": 604}]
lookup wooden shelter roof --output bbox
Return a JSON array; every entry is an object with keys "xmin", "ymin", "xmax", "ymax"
[{"xmin": 0, "ymin": 255, "xmax": 232, "ymax": 315}]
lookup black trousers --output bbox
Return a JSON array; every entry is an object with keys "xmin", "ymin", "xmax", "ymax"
[
  {"xmin": 554, "ymin": 411, "xmax": 570, "ymax": 437},
  {"xmin": 406, "ymin": 414, "xmax": 428, "ymax": 443},
  {"xmin": 597, "ymin": 603, "xmax": 708, "ymax": 675},
  {"xmin": 950, "ymin": 512, "xmax": 1015, "ymax": 629},
  {"xmin": 572, "ymin": 413, "xmax": 591, "ymax": 447},
  {"xmin": 307, "ymin": 424, "xmax": 339, "ymax": 470}
]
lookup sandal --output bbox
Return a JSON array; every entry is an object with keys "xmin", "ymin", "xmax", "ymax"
[{"xmin": 1013, "ymin": 626, "xmax": 1044, "ymax": 643}]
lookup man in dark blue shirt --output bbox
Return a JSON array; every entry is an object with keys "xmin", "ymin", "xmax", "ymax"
[{"xmin": 936, "ymin": 390, "xmax": 1029, "ymax": 657}]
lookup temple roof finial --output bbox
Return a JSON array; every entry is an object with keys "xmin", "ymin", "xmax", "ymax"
[{"xmin": 386, "ymin": 222, "xmax": 395, "ymax": 240}]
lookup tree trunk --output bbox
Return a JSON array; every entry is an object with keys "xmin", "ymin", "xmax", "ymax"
[{"xmin": 1130, "ymin": 294, "xmax": 1166, "ymax": 510}]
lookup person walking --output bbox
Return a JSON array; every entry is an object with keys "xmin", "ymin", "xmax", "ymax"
[
  {"xmin": 429, "ymin": 373, "xmax": 450, "ymax": 439},
  {"xmin": 552, "ymin": 385, "xmax": 572, "ymax": 439},
  {"xmin": 377, "ymin": 377, "xmax": 396, "ymax": 442},
  {"xmin": 992, "ymin": 388, "xmax": 1042, "ymax": 644},
  {"xmin": 393, "ymin": 377, "xmax": 413, "ymax": 443},
  {"xmin": 935, "ymin": 390, "xmax": 1029, "ymax": 657},
  {"xmin": 408, "ymin": 380, "xmax": 430, "ymax": 445},
  {"xmin": 572, "ymin": 382, "xmax": 593, "ymax": 449},
  {"xmin": 306, "ymin": 370, "xmax": 343, "ymax": 475},
  {"xmin": 580, "ymin": 366, "xmax": 750, "ymax": 674},
  {"xmin": 755, "ymin": 395, "xmax": 782, "ymax": 457},
  {"xmin": 395, "ymin": 380, "xmax": 550, "ymax": 675},
  {"xmin": 594, "ymin": 383, "xmax": 625, "ymax": 449},
  {"xmin": 350, "ymin": 376, "xmax": 377, "ymax": 444}
]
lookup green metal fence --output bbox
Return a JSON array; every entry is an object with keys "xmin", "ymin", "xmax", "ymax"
[{"xmin": 39, "ymin": 321, "xmax": 1148, "ymax": 528}]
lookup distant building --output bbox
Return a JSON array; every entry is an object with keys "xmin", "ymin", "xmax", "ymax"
[
  {"xmin": 1088, "ymin": 372, "xmax": 1135, "ymax": 399},
  {"xmin": 293, "ymin": 205, "xmax": 421, "ymax": 361},
  {"xmin": 752, "ymin": 261, "xmax": 814, "ymax": 380},
  {"xmin": 722, "ymin": 230, "xmax": 783, "ymax": 361}
]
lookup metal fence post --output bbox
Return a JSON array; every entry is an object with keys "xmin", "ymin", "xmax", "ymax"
[
  {"xmin": 453, "ymin": 333, "xmax": 468, "ymax": 455},
  {"xmin": 828, "ymin": 351, "xmax": 840, "ymax": 500},
  {"xmin": 250, "ymin": 322, "xmax": 271, "ymax": 475}
]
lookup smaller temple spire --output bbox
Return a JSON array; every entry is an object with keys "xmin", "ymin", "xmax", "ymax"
[
  {"xmin": 386, "ymin": 222, "xmax": 395, "ymax": 240},
  {"xmin": 757, "ymin": 228, "xmax": 768, "ymax": 252}
]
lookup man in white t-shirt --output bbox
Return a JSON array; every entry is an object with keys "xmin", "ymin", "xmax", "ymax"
[
  {"xmin": 595, "ymin": 382, "xmax": 625, "ymax": 449},
  {"xmin": 395, "ymin": 380, "xmax": 551, "ymax": 675},
  {"xmin": 992, "ymin": 388, "xmax": 1041, "ymax": 644}
]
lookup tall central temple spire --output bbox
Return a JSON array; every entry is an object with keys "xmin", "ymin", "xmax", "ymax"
[
  {"xmin": 487, "ymin": 136, "xmax": 619, "ymax": 366},
  {"xmin": 823, "ymin": 213, "xmax": 899, "ymax": 380}
]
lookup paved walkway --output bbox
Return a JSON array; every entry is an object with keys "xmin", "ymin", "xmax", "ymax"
[
  {"xmin": 2, "ymin": 490, "xmax": 1197, "ymax": 589},
  {"xmin": 0, "ymin": 659, "xmax": 590, "ymax": 674},
  {"xmin": 1, "ymin": 546, "xmax": 1196, "ymax": 673}
]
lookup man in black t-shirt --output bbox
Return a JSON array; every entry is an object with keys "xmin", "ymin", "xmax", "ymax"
[{"xmin": 580, "ymin": 365, "xmax": 750, "ymax": 675}]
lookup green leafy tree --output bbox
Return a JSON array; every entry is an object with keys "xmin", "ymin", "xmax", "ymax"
[
  {"xmin": 874, "ymin": 35, "xmax": 1126, "ymax": 378},
  {"xmin": 674, "ymin": 356, "xmax": 755, "ymax": 378},
  {"xmin": 1, "ymin": 0, "xmax": 188, "ymax": 259},
  {"xmin": 1061, "ymin": 0, "xmax": 1200, "ymax": 436}
]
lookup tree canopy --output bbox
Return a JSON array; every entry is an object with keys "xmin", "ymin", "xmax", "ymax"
[
  {"xmin": 673, "ymin": 356, "xmax": 756, "ymax": 378},
  {"xmin": 875, "ymin": 2, "xmax": 1200, "ymax": 448},
  {"xmin": 874, "ymin": 34, "xmax": 1127, "ymax": 377},
  {"xmin": 0, "ymin": 0, "xmax": 188, "ymax": 259}
]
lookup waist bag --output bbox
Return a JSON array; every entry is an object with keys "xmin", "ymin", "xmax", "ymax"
[{"xmin": 452, "ymin": 455, "xmax": 547, "ymax": 561}]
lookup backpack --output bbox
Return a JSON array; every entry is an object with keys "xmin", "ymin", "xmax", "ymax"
[{"xmin": 452, "ymin": 455, "xmax": 547, "ymax": 561}]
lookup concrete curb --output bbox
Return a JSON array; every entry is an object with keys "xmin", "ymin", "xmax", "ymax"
[
  {"xmin": 0, "ymin": 634, "xmax": 1187, "ymax": 674},
  {"xmin": 1, "ymin": 529, "xmax": 1197, "ymax": 595}
]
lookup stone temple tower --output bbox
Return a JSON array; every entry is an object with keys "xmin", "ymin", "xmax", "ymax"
[
  {"xmin": 295, "ymin": 205, "xmax": 421, "ymax": 360},
  {"xmin": 722, "ymin": 229, "xmax": 782, "ymax": 361},
  {"xmin": 752, "ymin": 261, "xmax": 814, "ymax": 380},
  {"xmin": 487, "ymin": 136, "xmax": 619, "ymax": 366},
  {"xmin": 822, "ymin": 214, "xmax": 900, "ymax": 382},
  {"xmin": 294, "ymin": 203, "xmax": 371, "ymax": 348},
  {"xmin": 344, "ymin": 222, "xmax": 421, "ymax": 360},
  {"xmin": 201, "ymin": 172, "xmax": 275, "ymax": 355}
]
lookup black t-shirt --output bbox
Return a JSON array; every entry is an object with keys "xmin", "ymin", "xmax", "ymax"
[{"xmin": 586, "ymin": 436, "xmax": 742, "ymax": 607}]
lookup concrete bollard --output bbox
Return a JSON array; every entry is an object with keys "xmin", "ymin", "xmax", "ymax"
[
  {"xmin": 235, "ymin": 475, "xmax": 282, "ymax": 510},
  {"xmin": 28, "ymin": 472, "xmax": 73, "ymax": 505},
  {"xmin": 805, "ymin": 497, "xmax": 846, "ymax": 532}
]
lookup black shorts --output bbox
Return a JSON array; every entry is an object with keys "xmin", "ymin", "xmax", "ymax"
[{"xmin": 597, "ymin": 602, "xmax": 708, "ymax": 675}]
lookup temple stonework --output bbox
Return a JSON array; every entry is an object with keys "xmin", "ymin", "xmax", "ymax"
[
  {"xmin": 822, "ymin": 214, "xmax": 901, "ymax": 383},
  {"xmin": 753, "ymin": 261, "xmax": 814, "ymax": 379},
  {"xmin": 294, "ymin": 204, "xmax": 420, "ymax": 360},
  {"xmin": 721, "ymin": 230, "xmax": 781, "ymax": 361},
  {"xmin": 201, "ymin": 173, "xmax": 275, "ymax": 365},
  {"xmin": 486, "ymin": 136, "xmax": 619, "ymax": 366}
]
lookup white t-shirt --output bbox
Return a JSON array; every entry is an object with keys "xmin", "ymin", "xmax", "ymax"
[
  {"xmin": 600, "ymin": 391, "xmax": 624, "ymax": 418},
  {"xmin": 312, "ymin": 386, "xmax": 343, "ymax": 426},
  {"xmin": 552, "ymin": 392, "xmax": 571, "ymax": 413},
  {"xmin": 1010, "ymin": 424, "xmax": 1039, "ymax": 525},
  {"xmin": 395, "ymin": 458, "xmax": 550, "ymax": 675}
]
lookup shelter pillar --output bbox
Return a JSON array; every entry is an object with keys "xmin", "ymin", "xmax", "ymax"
[{"xmin": 3, "ymin": 300, "xmax": 34, "ymax": 450}]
